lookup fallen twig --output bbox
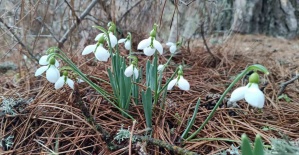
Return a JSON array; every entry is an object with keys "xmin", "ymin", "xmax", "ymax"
[
  {"xmin": 278, "ymin": 74, "xmax": 299, "ymax": 96},
  {"xmin": 134, "ymin": 135, "xmax": 199, "ymax": 155}
]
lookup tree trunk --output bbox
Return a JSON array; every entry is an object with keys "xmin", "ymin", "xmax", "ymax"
[{"xmin": 231, "ymin": 0, "xmax": 298, "ymax": 38}]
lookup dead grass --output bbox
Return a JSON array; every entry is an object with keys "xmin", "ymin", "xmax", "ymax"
[{"xmin": 1, "ymin": 34, "xmax": 299, "ymax": 155}]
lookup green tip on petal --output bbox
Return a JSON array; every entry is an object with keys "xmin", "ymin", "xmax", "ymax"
[{"xmin": 249, "ymin": 72, "xmax": 260, "ymax": 84}]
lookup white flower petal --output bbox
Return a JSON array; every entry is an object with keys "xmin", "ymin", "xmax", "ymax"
[
  {"xmin": 95, "ymin": 46, "xmax": 110, "ymax": 61},
  {"xmin": 82, "ymin": 44, "xmax": 97, "ymax": 55},
  {"xmin": 95, "ymin": 33, "xmax": 104, "ymax": 41},
  {"xmin": 158, "ymin": 64, "xmax": 164, "ymax": 72},
  {"xmin": 54, "ymin": 60, "xmax": 59, "ymax": 67},
  {"xmin": 143, "ymin": 47, "xmax": 156, "ymax": 56},
  {"xmin": 124, "ymin": 64, "xmax": 134, "ymax": 77},
  {"xmin": 46, "ymin": 65, "xmax": 60, "ymax": 83},
  {"xmin": 108, "ymin": 33, "xmax": 117, "ymax": 48},
  {"xmin": 125, "ymin": 40, "xmax": 131, "ymax": 50},
  {"xmin": 66, "ymin": 78, "xmax": 74, "ymax": 89},
  {"xmin": 133, "ymin": 68, "xmax": 139, "ymax": 79},
  {"xmin": 118, "ymin": 38, "xmax": 126, "ymax": 44},
  {"xmin": 177, "ymin": 77, "xmax": 190, "ymax": 90},
  {"xmin": 137, "ymin": 38, "xmax": 151, "ymax": 50},
  {"xmin": 244, "ymin": 83, "xmax": 265, "ymax": 108},
  {"xmin": 167, "ymin": 78, "xmax": 178, "ymax": 90},
  {"xmin": 77, "ymin": 78, "xmax": 84, "ymax": 83},
  {"xmin": 229, "ymin": 85, "xmax": 248, "ymax": 102},
  {"xmin": 35, "ymin": 66, "xmax": 48, "ymax": 76},
  {"xmin": 169, "ymin": 45, "xmax": 177, "ymax": 53},
  {"xmin": 39, "ymin": 55, "xmax": 49, "ymax": 65},
  {"xmin": 153, "ymin": 39, "xmax": 163, "ymax": 55},
  {"xmin": 166, "ymin": 42, "xmax": 175, "ymax": 47},
  {"xmin": 55, "ymin": 76, "xmax": 65, "ymax": 89}
]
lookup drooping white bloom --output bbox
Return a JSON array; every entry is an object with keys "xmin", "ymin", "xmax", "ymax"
[
  {"xmin": 35, "ymin": 55, "xmax": 60, "ymax": 83},
  {"xmin": 167, "ymin": 76, "xmax": 190, "ymax": 91},
  {"xmin": 55, "ymin": 75, "xmax": 74, "ymax": 90},
  {"xmin": 82, "ymin": 44, "xmax": 110, "ymax": 62},
  {"xmin": 166, "ymin": 42, "xmax": 177, "ymax": 53},
  {"xmin": 95, "ymin": 32, "xmax": 117, "ymax": 48},
  {"xmin": 158, "ymin": 64, "xmax": 165, "ymax": 72},
  {"xmin": 229, "ymin": 83, "xmax": 265, "ymax": 108},
  {"xmin": 137, "ymin": 37, "xmax": 163, "ymax": 56},
  {"xmin": 118, "ymin": 38, "xmax": 131, "ymax": 50},
  {"xmin": 124, "ymin": 64, "xmax": 138, "ymax": 79}
]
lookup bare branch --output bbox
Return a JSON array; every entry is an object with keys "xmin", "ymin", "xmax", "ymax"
[
  {"xmin": 200, "ymin": 22, "xmax": 217, "ymax": 62},
  {"xmin": 58, "ymin": 0, "xmax": 98, "ymax": 48},
  {"xmin": 35, "ymin": 17, "xmax": 60, "ymax": 43},
  {"xmin": 64, "ymin": 0, "xmax": 80, "ymax": 23},
  {"xmin": 0, "ymin": 18, "xmax": 39, "ymax": 63}
]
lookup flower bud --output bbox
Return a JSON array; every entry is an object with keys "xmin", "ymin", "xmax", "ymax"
[
  {"xmin": 108, "ymin": 22, "xmax": 116, "ymax": 32},
  {"xmin": 63, "ymin": 71, "xmax": 68, "ymax": 77},
  {"xmin": 249, "ymin": 72, "xmax": 260, "ymax": 84},
  {"xmin": 49, "ymin": 58, "xmax": 56, "ymax": 65},
  {"xmin": 98, "ymin": 35, "xmax": 105, "ymax": 44},
  {"xmin": 150, "ymin": 29, "xmax": 156, "ymax": 38}
]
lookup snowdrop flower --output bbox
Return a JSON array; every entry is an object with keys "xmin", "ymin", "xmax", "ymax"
[
  {"xmin": 124, "ymin": 56, "xmax": 138, "ymax": 79},
  {"xmin": 167, "ymin": 68, "xmax": 190, "ymax": 91},
  {"xmin": 55, "ymin": 71, "xmax": 74, "ymax": 89},
  {"xmin": 82, "ymin": 35, "xmax": 110, "ymax": 62},
  {"xmin": 95, "ymin": 32, "xmax": 118, "ymax": 48},
  {"xmin": 166, "ymin": 42, "xmax": 177, "ymax": 53},
  {"xmin": 35, "ymin": 55, "xmax": 60, "ymax": 83},
  {"xmin": 94, "ymin": 22, "xmax": 118, "ymax": 48},
  {"xmin": 229, "ymin": 72, "xmax": 265, "ymax": 108},
  {"xmin": 137, "ymin": 24, "xmax": 163, "ymax": 56},
  {"xmin": 118, "ymin": 38, "xmax": 131, "ymax": 50},
  {"xmin": 158, "ymin": 64, "xmax": 165, "ymax": 72},
  {"xmin": 124, "ymin": 64, "xmax": 138, "ymax": 79}
]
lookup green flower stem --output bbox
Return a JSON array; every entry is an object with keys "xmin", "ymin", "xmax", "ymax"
[
  {"xmin": 153, "ymin": 52, "xmax": 159, "ymax": 105},
  {"xmin": 52, "ymin": 51, "xmax": 134, "ymax": 120},
  {"xmin": 190, "ymin": 138, "xmax": 239, "ymax": 143},
  {"xmin": 158, "ymin": 54, "xmax": 174, "ymax": 90},
  {"xmin": 158, "ymin": 67, "xmax": 179, "ymax": 96},
  {"xmin": 87, "ymin": 75, "xmax": 111, "ymax": 85},
  {"xmin": 185, "ymin": 65, "xmax": 269, "ymax": 141}
]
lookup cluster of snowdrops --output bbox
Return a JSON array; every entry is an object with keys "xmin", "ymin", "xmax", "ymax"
[{"xmin": 34, "ymin": 22, "xmax": 266, "ymax": 109}]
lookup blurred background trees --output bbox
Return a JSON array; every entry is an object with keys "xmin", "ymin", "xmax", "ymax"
[{"xmin": 0, "ymin": 0, "xmax": 298, "ymax": 62}]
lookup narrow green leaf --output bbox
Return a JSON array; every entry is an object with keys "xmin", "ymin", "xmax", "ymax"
[
  {"xmin": 92, "ymin": 25, "xmax": 108, "ymax": 33},
  {"xmin": 241, "ymin": 134, "xmax": 253, "ymax": 155},
  {"xmin": 181, "ymin": 98, "xmax": 201, "ymax": 139},
  {"xmin": 142, "ymin": 88, "xmax": 152, "ymax": 128},
  {"xmin": 253, "ymin": 134, "xmax": 264, "ymax": 155}
]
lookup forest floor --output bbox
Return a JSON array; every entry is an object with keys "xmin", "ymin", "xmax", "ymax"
[{"xmin": 1, "ymin": 34, "xmax": 299, "ymax": 154}]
